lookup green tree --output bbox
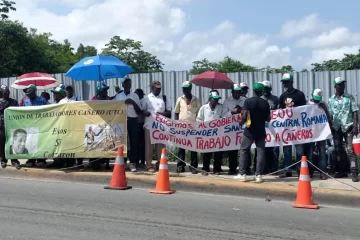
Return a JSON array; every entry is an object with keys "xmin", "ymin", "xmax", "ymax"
[
  {"xmin": 0, "ymin": 21, "xmax": 51, "ymax": 77},
  {"xmin": 311, "ymin": 49, "xmax": 360, "ymax": 71},
  {"xmin": 76, "ymin": 43, "xmax": 97, "ymax": 60},
  {"xmin": 189, "ymin": 56, "xmax": 256, "ymax": 74},
  {"xmin": 0, "ymin": 0, "xmax": 16, "ymax": 20},
  {"xmin": 101, "ymin": 35, "xmax": 163, "ymax": 73},
  {"xmin": 263, "ymin": 65, "xmax": 295, "ymax": 73}
]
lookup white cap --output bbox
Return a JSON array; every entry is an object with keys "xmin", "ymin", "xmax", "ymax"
[
  {"xmin": 312, "ymin": 88, "xmax": 323, "ymax": 101},
  {"xmin": 262, "ymin": 80, "xmax": 272, "ymax": 88},
  {"xmin": 233, "ymin": 84, "xmax": 241, "ymax": 91},
  {"xmin": 239, "ymin": 82, "xmax": 248, "ymax": 89},
  {"xmin": 334, "ymin": 77, "xmax": 346, "ymax": 85}
]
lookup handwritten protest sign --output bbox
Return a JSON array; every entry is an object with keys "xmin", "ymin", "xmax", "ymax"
[
  {"xmin": 5, "ymin": 101, "xmax": 127, "ymax": 159},
  {"xmin": 150, "ymin": 105, "xmax": 331, "ymax": 153}
]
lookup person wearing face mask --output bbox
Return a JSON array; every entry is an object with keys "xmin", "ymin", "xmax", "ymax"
[
  {"xmin": 328, "ymin": 77, "xmax": 359, "ymax": 182},
  {"xmin": 196, "ymin": 90, "xmax": 226, "ymax": 176},
  {"xmin": 306, "ymin": 88, "xmax": 333, "ymax": 180},
  {"xmin": 21, "ymin": 84, "xmax": 48, "ymax": 167},
  {"xmin": 113, "ymin": 77, "xmax": 142, "ymax": 172},
  {"xmin": 143, "ymin": 81, "xmax": 171, "ymax": 173},
  {"xmin": 278, "ymin": 73, "xmax": 307, "ymax": 178},
  {"xmin": 223, "ymin": 84, "xmax": 246, "ymax": 175},
  {"xmin": 174, "ymin": 81, "xmax": 201, "ymax": 174}
]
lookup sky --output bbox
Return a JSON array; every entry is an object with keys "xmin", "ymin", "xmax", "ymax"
[{"xmin": 10, "ymin": 0, "xmax": 360, "ymax": 71}]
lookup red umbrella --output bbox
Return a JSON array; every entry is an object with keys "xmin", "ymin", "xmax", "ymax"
[
  {"xmin": 11, "ymin": 72, "xmax": 60, "ymax": 90},
  {"xmin": 190, "ymin": 71, "xmax": 234, "ymax": 89}
]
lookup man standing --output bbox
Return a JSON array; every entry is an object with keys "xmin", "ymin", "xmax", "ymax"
[
  {"xmin": 174, "ymin": 81, "xmax": 201, "ymax": 174},
  {"xmin": 196, "ymin": 90, "xmax": 226, "ymax": 175},
  {"xmin": 278, "ymin": 73, "xmax": 307, "ymax": 178},
  {"xmin": 240, "ymin": 83, "xmax": 249, "ymax": 98},
  {"xmin": 134, "ymin": 88, "xmax": 146, "ymax": 169},
  {"xmin": 0, "ymin": 85, "xmax": 21, "ymax": 169},
  {"xmin": 261, "ymin": 80, "xmax": 280, "ymax": 173},
  {"xmin": 113, "ymin": 77, "xmax": 142, "ymax": 172},
  {"xmin": 59, "ymin": 85, "xmax": 81, "ymax": 103},
  {"xmin": 51, "ymin": 87, "xmax": 65, "ymax": 103},
  {"xmin": 143, "ymin": 81, "xmax": 171, "ymax": 173},
  {"xmin": 328, "ymin": 77, "xmax": 359, "ymax": 182},
  {"xmin": 235, "ymin": 82, "xmax": 270, "ymax": 183},
  {"xmin": 21, "ymin": 84, "xmax": 48, "ymax": 167},
  {"xmin": 223, "ymin": 84, "xmax": 246, "ymax": 175}
]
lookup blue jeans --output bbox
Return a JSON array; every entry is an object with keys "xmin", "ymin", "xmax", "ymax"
[
  {"xmin": 283, "ymin": 145, "xmax": 304, "ymax": 173},
  {"xmin": 308, "ymin": 141, "xmax": 327, "ymax": 172},
  {"xmin": 327, "ymin": 146, "xmax": 335, "ymax": 170}
]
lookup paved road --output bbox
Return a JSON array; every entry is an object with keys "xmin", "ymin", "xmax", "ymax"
[{"xmin": 0, "ymin": 177, "xmax": 359, "ymax": 240}]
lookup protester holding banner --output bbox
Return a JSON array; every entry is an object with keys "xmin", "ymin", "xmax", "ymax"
[
  {"xmin": 51, "ymin": 87, "xmax": 65, "ymax": 104},
  {"xmin": 222, "ymin": 84, "xmax": 246, "ymax": 175},
  {"xmin": 278, "ymin": 73, "xmax": 307, "ymax": 178},
  {"xmin": 196, "ymin": 90, "xmax": 226, "ymax": 175},
  {"xmin": 235, "ymin": 82, "xmax": 270, "ymax": 183},
  {"xmin": 59, "ymin": 85, "xmax": 81, "ymax": 103},
  {"xmin": 259, "ymin": 80, "xmax": 280, "ymax": 174},
  {"xmin": 328, "ymin": 77, "xmax": 359, "ymax": 182},
  {"xmin": 113, "ymin": 77, "xmax": 142, "ymax": 172},
  {"xmin": 143, "ymin": 80, "xmax": 171, "ymax": 173},
  {"xmin": 0, "ymin": 85, "xmax": 21, "ymax": 169},
  {"xmin": 174, "ymin": 81, "xmax": 201, "ymax": 174},
  {"xmin": 307, "ymin": 88, "xmax": 333, "ymax": 180},
  {"xmin": 21, "ymin": 84, "xmax": 48, "ymax": 167}
]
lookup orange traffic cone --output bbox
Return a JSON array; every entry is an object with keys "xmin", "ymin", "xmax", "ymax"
[
  {"xmin": 104, "ymin": 146, "xmax": 132, "ymax": 190},
  {"xmin": 292, "ymin": 156, "xmax": 318, "ymax": 209},
  {"xmin": 150, "ymin": 148, "xmax": 176, "ymax": 194}
]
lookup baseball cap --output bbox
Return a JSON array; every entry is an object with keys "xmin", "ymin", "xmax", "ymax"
[
  {"xmin": 51, "ymin": 87, "xmax": 65, "ymax": 95},
  {"xmin": 65, "ymin": 85, "xmax": 74, "ymax": 90},
  {"xmin": 1, "ymin": 84, "xmax": 8, "ymax": 90},
  {"xmin": 151, "ymin": 80, "xmax": 162, "ymax": 88},
  {"xmin": 59, "ymin": 83, "xmax": 66, "ymax": 89},
  {"xmin": 23, "ymin": 84, "xmax": 37, "ymax": 93},
  {"xmin": 96, "ymin": 82, "xmax": 109, "ymax": 94},
  {"xmin": 334, "ymin": 77, "xmax": 346, "ymax": 85},
  {"xmin": 232, "ymin": 84, "xmax": 241, "ymax": 91},
  {"xmin": 239, "ymin": 82, "xmax": 248, "ymax": 89},
  {"xmin": 312, "ymin": 88, "xmax": 323, "ymax": 101},
  {"xmin": 209, "ymin": 91, "xmax": 221, "ymax": 99},
  {"xmin": 262, "ymin": 80, "xmax": 272, "ymax": 89},
  {"xmin": 182, "ymin": 81, "xmax": 192, "ymax": 88},
  {"xmin": 281, "ymin": 73, "xmax": 293, "ymax": 81},
  {"xmin": 253, "ymin": 82, "xmax": 264, "ymax": 92}
]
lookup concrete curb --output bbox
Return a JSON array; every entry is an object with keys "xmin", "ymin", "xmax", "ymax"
[{"xmin": 1, "ymin": 168, "xmax": 360, "ymax": 207}]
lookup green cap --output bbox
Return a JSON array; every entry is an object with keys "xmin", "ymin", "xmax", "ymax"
[
  {"xmin": 209, "ymin": 91, "xmax": 221, "ymax": 99},
  {"xmin": 96, "ymin": 82, "xmax": 109, "ymax": 94},
  {"xmin": 232, "ymin": 84, "xmax": 241, "ymax": 91},
  {"xmin": 281, "ymin": 73, "xmax": 293, "ymax": 81},
  {"xmin": 182, "ymin": 81, "xmax": 192, "ymax": 88},
  {"xmin": 312, "ymin": 88, "xmax": 323, "ymax": 101},
  {"xmin": 334, "ymin": 77, "xmax": 346, "ymax": 85},
  {"xmin": 23, "ymin": 84, "xmax": 37, "ymax": 93},
  {"xmin": 253, "ymin": 82, "xmax": 264, "ymax": 92},
  {"xmin": 51, "ymin": 87, "xmax": 65, "ymax": 95}
]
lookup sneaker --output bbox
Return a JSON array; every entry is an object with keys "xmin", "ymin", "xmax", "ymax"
[
  {"xmin": 36, "ymin": 162, "xmax": 46, "ymax": 167},
  {"xmin": 255, "ymin": 175, "xmax": 263, "ymax": 183},
  {"xmin": 189, "ymin": 166, "xmax": 198, "ymax": 174},
  {"xmin": 26, "ymin": 161, "xmax": 35, "ymax": 167},
  {"xmin": 320, "ymin": 173, "xmax": 328, "ymax": 180},
  {"xmin": 12, "ymin": 162, "xmax": 21, "ymax": 170},
  {"xmin": 351, "ymin": 173, "xmax": 359, "ymax": 182},
  {"xmin": 234, "ymin": 174, "xmax": 247, "ymax": 182},
  {"xmin": 1, "ymin": 162, "xmax": 7, "ymax": 169},
  {"xmin": 129, "ymin": 163, "xmax": 137, "ymax": 172}
]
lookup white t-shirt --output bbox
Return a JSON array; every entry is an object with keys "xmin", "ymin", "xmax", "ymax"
[
  {"xmin": 58, "ymin": 96, "xmax": 81, "ymax": 103},
  {"xmin": 197, "ymin": 103, "xmax": 226, "ymax": 122},
  {"xmin": 143, "ymin": 93, "xmax": 171, "ymax": 129},
  {"xmin": 113, "ymin": 91, "xmax": 141, "ymax": 118}
]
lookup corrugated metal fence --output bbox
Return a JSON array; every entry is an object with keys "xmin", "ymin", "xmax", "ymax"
[{"xmin": 1, "ymin": 70, "xmax": 360, "ymax": 108}]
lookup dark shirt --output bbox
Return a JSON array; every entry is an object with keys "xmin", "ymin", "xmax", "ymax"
[
  {"xmin": 243, "ymin": 96, "xmax": 270, "ymax": 140},
  {"xmin": 262, "ymin": 94, "xmax": 279, "ymax": 110},
  {"xmin": 0, "ymin": 98, "xmax": 19, "ymax": 129},
  {"xmin": 279, "ymin": 89, "xmax": 306, "ymax": 109}
]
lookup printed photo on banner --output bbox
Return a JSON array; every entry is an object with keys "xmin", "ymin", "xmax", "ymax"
[
  {"xmin": 84, "ymin": 124, "xmax": 125, "ymax": 152},
  {"xmin": 10, "ymin": 127, "xmax": 39, "ymax": 154}
]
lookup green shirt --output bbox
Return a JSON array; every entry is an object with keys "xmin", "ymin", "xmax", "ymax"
[{"xmin": 327, "ymin": 93, "xmax": 359, "ymax": 133}]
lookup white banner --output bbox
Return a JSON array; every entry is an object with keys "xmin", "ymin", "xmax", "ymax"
[{"xmin": 149, "ymin": 105, "xmax": 332, "ymax": 153}]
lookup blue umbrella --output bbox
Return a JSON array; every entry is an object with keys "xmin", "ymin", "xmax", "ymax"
[{"xmin": 65, "ymin": 55, "xmax": 134, "ymax": 81}]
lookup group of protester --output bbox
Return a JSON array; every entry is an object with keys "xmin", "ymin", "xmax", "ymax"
[{"xmin": 0, "ymin": 73, "xmax": 358, "ymax": 183}]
